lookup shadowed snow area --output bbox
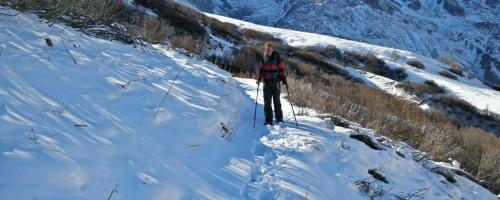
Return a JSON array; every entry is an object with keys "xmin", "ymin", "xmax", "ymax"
[{"xmin": 0, "ymin": 10, "xmax": 496, "ymax": 200}]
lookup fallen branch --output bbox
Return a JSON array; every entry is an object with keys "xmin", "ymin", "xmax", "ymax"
[
  {"xmin": 393, "ymin": 187, "xmax": 429, "ymax": 200},
  {"xmin": 221, "ymin": 122, "xmax": 229, "ymax": 133},
  {"xmin": 350, "ymin": 134, "xmax": 383, "ymax": 150},
  {"xmin": 430, "ymin": 167, "xmax": 456, "ymax": 183},
  {"xmin": 220, "ymin": 111, "xmax": 241, "ymax": 141},
  {"xmin": 368, "ymin": 169, "xmax": 388, "ymax": 184},
  {"xmin": 107, "ymin": 184, "xmax": 118, "ymax": 200},
  {"xmin": 28, "ymin": 128, "xmax": 38, "ymax": 144},
  {"xmin": 187, "ymin": 144, "xmax": 200, "ymax": 149},
  {"xmin": 154, "ymin": 66, "xmax": 185, "ymax": 119},
  {"xmin": 61, "ymin": 38, "xmax": 77, "ymax": 64},
  {"xmin": 121, "ymin": 77, "xmax": 145, "ymax": 89}
]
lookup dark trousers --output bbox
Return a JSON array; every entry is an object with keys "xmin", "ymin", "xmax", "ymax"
[{"xmin": 263, "ymin": 80, "xmax": 283, "ymax": 123}]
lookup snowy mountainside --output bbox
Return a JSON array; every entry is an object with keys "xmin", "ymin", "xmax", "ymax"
[
  {"xmin": 181, "ymin": 0, "xmax": 500, "ymax": 86},
  {"xmin": 0, "ymin": 8, "xmax": 497, "ymax": 200},
  {"xmin": 205, "ymin": 13, "xmax": 500, "ymax": 117}
]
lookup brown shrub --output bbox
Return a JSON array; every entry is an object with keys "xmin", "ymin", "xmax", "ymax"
[
  {"xmin": 135, "ymin": 0, "xmax": 206, "ymax": 37},
  {"xmin": 397, "ymin": 80, "xmax": 445, "ymax": 97},
  {"xmin": 455, "ymin": 128, "xmax": 500, "ymax": 187},
  {"xmin": 437, "ymin": 94, "xmax": 478, "ymax": 114},
  {"xmin": 303, "ymin": 45, "xmax": 341, "ymax": 59},
  {"xmin": 291, "ymin": 49, "xmax": 350, "ymax": 78},
  {"xmin": 229, "ymin": 45, "xmax": 261, "ymax": 73},
  {"xmin": 442, "ymin": 58, "xmax": 465, "ymax": 76},
  {"xmin": 128, "ymin": 16, "xmax": 173, "ymax": 43},
  {"xmin": 6, "ymin": 0, "xmax": 129, "ymax": 26},
  {"xmin": 202, "ymin": 16, "xmax": 241, "ymax": 41},
  {"xmin": 240, "ymin": 28, "xmax": 280, "ymax": 42},
  {"xmin": 362, "ymin": 54, "xmax": 408, "ymax": 81},
  {"xmin": 287, "ymin": 57, "xmax": 320, "ymax": 76},
  {"xmin": 170, "ymin": 34, "xmax": 206, "ymax": 55},
  {"xmin": 439, "ymin": 70, "xmax": 458, "ymax": 80},
  {"xmin": 5, "ymin": 0, "xmax": 203, "ymax": 45},
  {"xmin": 407, "ymin": 59, "xmax": 425, "ymax": 69},
  {"xmin": 449, "ymin": 68, "xmax": 464, "ymax": 77}
]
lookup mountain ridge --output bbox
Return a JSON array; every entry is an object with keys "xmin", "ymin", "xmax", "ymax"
[{"xmin": 180, "ymin": 0, "xmax": 500, "ymax": 87}]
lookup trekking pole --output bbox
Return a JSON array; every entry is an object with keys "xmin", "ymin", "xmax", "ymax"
[
  {"xmin": 285, "ymin": 85, "xmax": 299, "ymax": 128},
  {"xmin": 253, "ymin": 83, "xmax": 260, "ymax": 128}
]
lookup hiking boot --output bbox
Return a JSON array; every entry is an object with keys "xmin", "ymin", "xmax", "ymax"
[{"xmin": 264, "ymin": 121, "xmax": 273, "ymax": 126}]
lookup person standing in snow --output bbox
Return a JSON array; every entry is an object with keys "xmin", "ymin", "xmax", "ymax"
[{"xmin": 256, "ymin": 43, "xmax": 287, "ymax": 125}]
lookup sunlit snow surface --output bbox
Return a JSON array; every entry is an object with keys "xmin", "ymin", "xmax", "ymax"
[{"xmin": 0, "ymin": 9, "xmax": 496, "ymax": 200}]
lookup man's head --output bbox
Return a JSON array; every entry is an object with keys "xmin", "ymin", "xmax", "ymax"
[{"xmin": 266, "ymin": 43, "xmax": 273, "ymax": 57}]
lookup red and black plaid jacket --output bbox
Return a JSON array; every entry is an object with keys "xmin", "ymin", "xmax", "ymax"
[{"xmin": 257, "ymin": 51, "xmax": 287, "ymax": 84}]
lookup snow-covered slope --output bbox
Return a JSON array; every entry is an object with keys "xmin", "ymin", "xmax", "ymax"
[
  {"xmin": 0, "ymin": 11, "xmax": 250, "ymax": 199},
  {"xmin": 205, "ymin": 13, "xmax": 500, "ymax": 116},
  {"xmin": 0, "ymin": 9, "xmax": 496, "ymax": 200},
  {"xmin": 181, "ymin": 0, "xmax": 500, "ymax": 86}
]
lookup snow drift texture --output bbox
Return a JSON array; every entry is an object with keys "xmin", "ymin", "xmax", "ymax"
[{"xmin": 0, "ymin": 8, "xmax": 496, "ymax": 200}]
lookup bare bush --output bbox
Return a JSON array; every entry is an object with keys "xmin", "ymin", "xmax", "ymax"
[
  {"xmin": 362, "ymin": 54, "xmax": 407, "ymax": 81},
  {"xmin": 3, "ymin": 0, "xmax": 180, "ymax": 44},
  {"xmin": 170, "ymin": 34, "xmax": 206, "ymax": 55},
  {"xmin": 229, "ymin": 45, "xmax": 261, "ymax": 73},
  {"xmin": 240, "ymin": 28, "xmax": 280, "ymax": 42},
  {"xmin": 202, "ymin": 16, "xmax": 241, "ymax": 41},
  {"xmin": 393, "ymin": 187, "xmax": 429, "ymax": 200},
  {"xmin": 287, "ymin": 57, "xmax": 320, "ymax": 76},
  {"xmin": 407, "ymin": 59, "xmax": 425, "ymax": 69},
  {"xmin": 350, "ymin": 134, "xmax": 384, "ymax": 150},
  {"xmin": 397, "ymin": 81, "xmax": 444, "ymax": 97},
  {"xmin": 303, "ymin": 45, "xmax": 341, "ymax": 59},
  {"xmin": 439, "ymin": 70, "xmax": 458, "ymax": 80},
  {"xmin": 7, "ymin": 0, "xmax": 129, "ymax": 27},
  {"xmin": 128, "ymin": 16, "xmax": 172, "ymax": 43},
  {"xmin": 136, "ymin": 0, "xmax": 205, "ymax": 37},
  {"xmin": 291, "ymin": 49, "xmax": 350, "ymax": 78},
  {"xmin": 423, "ymin": 80, "xmax": 444, "ymax": 92},
  {"xmin": 355, "ymin": 178, "xmax": 389, "ymax": 200},
  {"xmin": 442, "ymin": 58, "xmax": 464, "ymax": 76},
  {"xmin": 437, "ymin": 94, "xmax": 477, "ymax": 113}
]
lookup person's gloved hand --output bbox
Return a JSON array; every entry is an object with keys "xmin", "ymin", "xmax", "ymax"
[{"xmin": 256, "ymin": 80, "xmax": 261, "ymax": 85}]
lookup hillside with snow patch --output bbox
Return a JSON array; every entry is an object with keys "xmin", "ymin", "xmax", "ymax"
[
  {"xmin": 205, "ymin": 13, "xmax": 500, "ymax": 117},
  {"xmin": 0, "ymin": 8, "xmax": 497, "ymax": 200},
  {"xmin": 182, "ymin": 0, "xmax": 500, "ymax": 86}
]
